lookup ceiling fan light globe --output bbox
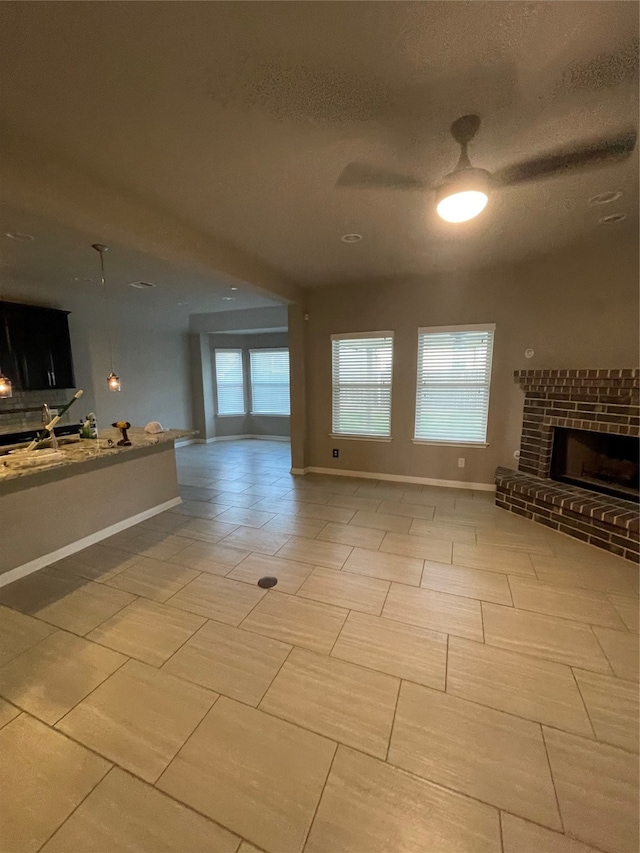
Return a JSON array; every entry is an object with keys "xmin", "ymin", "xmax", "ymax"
[
  {"xmin": 436, "ymin": 168, "xmax": 491, "ymax": 223},
  {"xmin": 437, "ymin": 190, "xmax": 488, "ymax": 222}
]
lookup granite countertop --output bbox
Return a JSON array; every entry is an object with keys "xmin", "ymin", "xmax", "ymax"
[{"xmin": 0, "ymin": 427, "xmax": 194, "ymax": 484}]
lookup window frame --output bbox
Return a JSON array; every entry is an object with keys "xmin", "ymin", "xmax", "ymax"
[
  {"xmin": 330, "ymin": 331, "xmax": 395, "ymax": 441},
  {"xmin": 213, "ymin": 348, "xmax": 246, "ymax": 417},
  {"xmin": 248, "ymin": 347, "xmax": 291, "ymax": 417},
  {"xmin": 413, "ymin": 323, "xmax": 495, "ymax": 447}
]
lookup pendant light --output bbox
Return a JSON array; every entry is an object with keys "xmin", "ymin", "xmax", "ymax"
[
  {"xmin": 0, "ymin": 372, "xmax": 12, "ymax": 399},
  {"xmin": 0, "ymin": 304, "xmax": 12, "ymax": 398},
  {"xmin": 92, "ymin": 243, "xmax": 121, "ymax": 392}
]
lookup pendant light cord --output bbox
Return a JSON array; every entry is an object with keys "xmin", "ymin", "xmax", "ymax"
[{"xmin": 98, "ymin": 248, "xmax": 114, "ymax": 373}]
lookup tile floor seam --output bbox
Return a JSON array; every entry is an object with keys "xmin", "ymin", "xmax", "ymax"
[
  {"xmin": 33, "ymin": 755, "xmax": 114, "ymax": 853},
  {"xmin": 588, "ymin": 624, "xmax": 617, "ymax": 676},
  {"xmin": 429, "ymin": 653, "xmax": 604, "ymax": 739},
  {"xmin": 251, "ymin": 655, "xmax": 604, "ymax": 767},
  {"xmin": 59, "ymin": 716, "xmax": 257, "ymax": 853},
  {"xmin": 113, "ymin": 605, "xmax": 209, "ymax": 670},
  {"xmin": 444, "ymin": 634, "xmax": 450, "ymax": 692},
  {"xmin": 254, "ymin": 643, "xmax": 296, "ymax": 705},
  {"xmin": 604, "ymin": 593, "xmax": 636, "ymax": 634},
  {"xmin": 0, "ymin": 697, "xmax": 22, "ymax": 729},
  {"xmin": 0, "ymin": 623, "xmax": 66, "ymax": 672},
  {"xmin": 498, "ymin": 809, "xmax": 614, "ymax": 853},
  {"xmin": 44, "ymin": 651, "xmax": 132, "ymax": 728},
  {"xmin": 299, "ymin": 739, "xmax": 340, "ymax": 853},
  {"xmin": 137, "ymin": 692, "xmax": 223, "ymax": 788},
  {"xmin": 568, "ymin": 665, "xmax": 598, "ymax": 742},
  {"xmin": 497, "ymin": 808, "xmax": 505, "ymax": 853},
  {"xmin": 539, "ymin": 723, "xmax": 565, "ymax": 835},
  {"xmin": 383, "ymin": 677, "xmax": 403, "ymax": 763},
  {"xmin": 0, "ymin": 591, "xmax": 144, "ymax": 640},
  {"xmin": 485, "ymin": 598, "xmax": 633, "ymax": 632},
  {"xmin": 325, "ymin": 608, "xmax": 353, "ymax": 658}
]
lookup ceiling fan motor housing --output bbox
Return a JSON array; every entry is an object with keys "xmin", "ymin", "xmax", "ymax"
[{"xmin": 436, "ymin": 167, "xmax": 492, "ymax": 203}]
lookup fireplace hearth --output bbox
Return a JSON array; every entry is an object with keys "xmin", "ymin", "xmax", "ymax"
[{"xmin": 551, "ymin": 428, "xmax": 639, "ymax": 502}]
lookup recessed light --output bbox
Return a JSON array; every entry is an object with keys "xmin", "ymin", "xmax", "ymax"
[
  {"xmin": 222, "ymin": 296, "xmax": 235, "ymax": 301},
  {"xmin": 599, "ymin": 213, "xmax": 627, "ymax": 224},
  {"xmin": 341, "ymin": 233, "xmax": 362, "ymax": 243},
  {"xmin": 230, "ymin": 286, "xmax": 238, "ymax": 291},
  {"xmin": 589, "ymin": 191, "xmax": 622, "ymax": 206},
  {"xmin": 177, "ymin": 301, "xmax": 189, "ymax": 306},
  {"xmin": 127, "ymin": 281, "xmax": 156, "ymax": 289},
  {"xmin": 5, "ymin": 231, "xmax": 34, "ymax": 242}
]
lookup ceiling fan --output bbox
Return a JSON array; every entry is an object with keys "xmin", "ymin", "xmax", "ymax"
[{"xmin": 336, "ymin": 115, "xmax": 637, "ymax": 223}]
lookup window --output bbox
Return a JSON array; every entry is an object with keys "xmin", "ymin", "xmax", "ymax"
[
  {"xmin": 414, "ymin": 324, "xmax": 494, "ymax": 445},
  {"xmin": 214, "ymin": 349, "xmax": 245, "ymax": 415},
  {"xmin": 331, "ymin": 332, "xmax": 394, "ymax": 438},
  {"xmin": 249, "ymin": 348, "xmax": 290, "ymax": 415}
]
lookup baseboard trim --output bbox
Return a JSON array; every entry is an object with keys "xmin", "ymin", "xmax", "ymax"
[
  {"xmin": 175, "ymin": 438, "xmax": 198, "ymax": 447},
  {"xmin": 0, "ymin": 496, "xmax": 183, "ymax": 589},
  {"xmin": 197, "ymin": 434, "xmax": 290, "ymax": 443},
  {"xmin": 301, "ymin": 466, "xmax": 496, "ymax": 491}
]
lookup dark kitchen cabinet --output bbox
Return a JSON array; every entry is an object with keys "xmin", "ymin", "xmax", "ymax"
[{"xmin": 0, "ymin": 301, "xmax": 75, "ymax": 391}]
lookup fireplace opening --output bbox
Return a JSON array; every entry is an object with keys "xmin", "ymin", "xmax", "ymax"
[{"xmin": 550, "ymin": 428, "xmax": 639, "ymax": 502}]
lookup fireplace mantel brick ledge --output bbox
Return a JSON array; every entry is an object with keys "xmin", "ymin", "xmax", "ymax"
[{"xmin": 495, "ymin": 368, "xmax": 639, "ymax": 563}]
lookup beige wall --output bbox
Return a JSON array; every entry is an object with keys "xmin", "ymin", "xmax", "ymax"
[
  {"xmin": 210, "ymin": 332, "xmax": 290, "ymax": 438},
  {"xmin": 303, "ymin": 235, "xmax": 639, "ymax": 485},
  {"xmin": 71, "ymin": 315, "xmax": 192, "ymax": 431}
]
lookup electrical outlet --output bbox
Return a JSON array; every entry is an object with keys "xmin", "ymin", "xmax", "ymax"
[
  {"xmin": 457, "ymin": 457, "xmax": 465, "ymax": 468},
  {"xmin": 332, "ymin": 448, "xmax": 339, "ymax": 458}
]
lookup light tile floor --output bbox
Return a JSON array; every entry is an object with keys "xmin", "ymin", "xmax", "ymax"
[{"xmin": 0, "ymin": 439, "xmax": 638, "ymax": 853}]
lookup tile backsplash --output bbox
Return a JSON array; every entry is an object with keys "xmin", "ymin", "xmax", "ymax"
[{"xmin": 0, "ymin": 388, "xmax": 77, "ymax": 434}]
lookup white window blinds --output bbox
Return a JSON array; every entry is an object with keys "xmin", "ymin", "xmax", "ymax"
[
  {"xmin": 249, "ymin": 349, "xmax": 290, "ymax": 415},
  {"xmin": 214, "ymin": 349, "xmax": 245, "ymax": 416},
  {"xmin": 414, "ymin": 325, "xmax": 494, "ymax": 444},
  {"xmin": 331, "ymin": 333, "xmax": 394, "ymax": 437}
]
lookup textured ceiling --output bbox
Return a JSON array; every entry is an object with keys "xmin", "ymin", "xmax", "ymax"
[
  {"xmin": 0, "ymin": 1, "xmax": 637, "ymax": 293},
  {"xmin": 0, "ymin": 206, "xmax": 281, "ymax": 328}
]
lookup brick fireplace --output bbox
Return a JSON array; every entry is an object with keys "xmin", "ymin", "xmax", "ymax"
[{"xmin": 496, "ymin": 369, "xmax": 639, "ymax": 562}]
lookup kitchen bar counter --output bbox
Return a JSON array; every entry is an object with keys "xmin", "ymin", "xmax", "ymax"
[
  {"xmin": 0, "ymin": 428, "xmax": 193, "ymax": 495},
  {"xmin": 1, "ymin": 427, "xmax": 193, "ymax": 584}
]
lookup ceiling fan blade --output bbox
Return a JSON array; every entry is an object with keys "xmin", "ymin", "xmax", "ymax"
[
  {"xmin": 494, "ymin": 130, "xmax": 637, "ymax": 186},
  {"xmin": 336, "ymin": 161, "xmax": 426, "ymax": 190}
]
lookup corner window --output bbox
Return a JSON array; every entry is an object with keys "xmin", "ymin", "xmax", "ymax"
[
  {"xmin": 214, "ymin": 349, "xmax": 245, "ymax": 416},
  {"xmin": 414, "ymin": 325, "xmax": 495, "ymax": 445},
  {"xmin": 249, "ymin": 349, "xmax": 290, "ymax": 415},
  {"xmin": 331, "ymin": 332, "xmax": 394, "ymax": 438}
]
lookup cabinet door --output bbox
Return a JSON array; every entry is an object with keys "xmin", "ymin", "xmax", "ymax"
[
  {"xmin": 8, "ymin": 305, "xmax": 51, "ymax": 390},
  {"xmin": 0, "ymin": 305, "xmax": 20, "ymax": 389},
  {"xmin": 2, "ymin": 303, "xmax": 75, "ymax": 391},
  {"xmin": 43, "ymin": 309, "xmax": 75, "ymax": 389}
]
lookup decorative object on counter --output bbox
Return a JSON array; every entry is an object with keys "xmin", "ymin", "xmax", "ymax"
[
  {"xmin": 26, "ymin": 390, "xmax": 83, "ymax": 451},
  {"xmin": 112, "ymin": 420, "xmax": 132, "ymax": 447},
  {"xmin": 81, "ymin": 413, "xmax": 99, "ymax": 439},
  {"xmin": 144, "ymin": 421, "xmax": 169, "ymax": 434},
  {"xmin": 92, "ymin": 243, "xmax": 122, "ymax": 392}
]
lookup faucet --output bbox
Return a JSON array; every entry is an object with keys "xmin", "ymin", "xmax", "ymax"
[{"xmin": 42, "ymin": 404, "xmax": 59, "ymax": 450}]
